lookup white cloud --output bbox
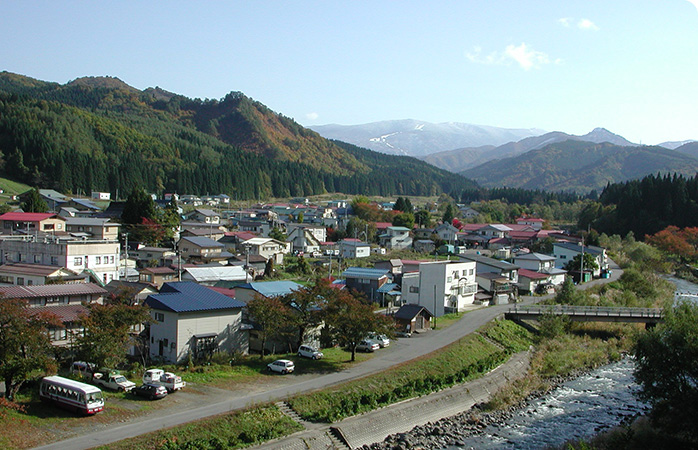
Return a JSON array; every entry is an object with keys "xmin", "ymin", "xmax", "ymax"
[
  {"xmin": 577, "ymin": 18, "xmax": 599, "ymax": 31},
  {"xmin": 504, "ymin": 43, "xmax": 550, "ymax": 70},
  {"xmin": 558, "ymin": 17, "xmax": 571, "ymax": 27},
  {"xmin": 305, "ymin": 112, "xmax": 319, "ymax": 120},
  {"xmin": 687, "ymin": 0, "xmax": 698, "ymax": 12},
  {"xmin": 466, "ymin": 43, "xmax": 551, "ymax": 70}
]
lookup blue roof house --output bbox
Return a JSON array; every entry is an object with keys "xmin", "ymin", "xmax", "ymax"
[
  {"xmin": 145, "ymin": 281, "xmax": 247, "ymax": 363},
  {"xmin": 342, "ymin": 267, "xmax": 392, "ymax": 304}
]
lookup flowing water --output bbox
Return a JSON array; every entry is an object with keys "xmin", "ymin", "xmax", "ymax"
[
  {"xmin": 443, "ymin": 276, "xmax": 698, "ymax": 449},
  {"xmin": 445, "ymin": 358, "xmax": 648, "ymax": 449}
]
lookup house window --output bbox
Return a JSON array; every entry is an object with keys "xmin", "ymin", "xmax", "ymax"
[
  {"xmin": 51, "ymin": 257, "xmax": 59, "ymax": 265},
  {"xmin": 74, "ymin": 257, "xmax": 83, "ymax": 266},
  {"xmin": 560, "ymin": 255, "xmax": 566, "ymax": 259},
  {"xmin": 409, "ymin": 286, "xmax": 419, "ymax": 293},
  {"xmin": 95, "ymin": 256, "xmax": 101, "ymax": 265},
  {"xmin": 16, "ymin": 277, "xmax": 24, "ymax": 285},
  {"xmin": 34, "ymin": 255, "xmax": 41, "ymax": 263},
  {"xmin": 155, "ymin": 312, "xmax": 165, "ymax": 322},
  {"xmin": 27, "ymin": 280, "xmax": 32, "ymax": 286},
  {"xmin": 110, "ymin": 256, "xmax": 114, "ymax": 264},
  {"xmin": 447, "ymin": 277, "xmax": 453, "ymax": 283}
]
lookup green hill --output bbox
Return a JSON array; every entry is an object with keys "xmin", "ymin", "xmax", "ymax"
[
  {"xmin": 0, "ymin": 72, "xmax": 475, "ymax": 199},
  {"xmin": 460, "ymin": 140, "xmax": 698, "ymax": 193}
]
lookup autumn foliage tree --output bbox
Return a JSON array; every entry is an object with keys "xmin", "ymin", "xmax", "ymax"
[
  {"xmin": 74, "ymin": 294, "xmax": 151, "ymax": 369},
  {"xmin": 646, "ymin": 226, "xmax": 698, "ymax": 261},
  {"xmin": 322, "ymin": 288, "xmax": 393, "ymax": 362},
  {"xmin": 246, "ymin": 295, "xmax": 290, "ymax": 359},
  {"xmin": 0, "ymin": 299, "xmax": 61, "ymax": 399}
]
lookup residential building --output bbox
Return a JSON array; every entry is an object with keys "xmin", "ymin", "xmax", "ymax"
[
  {"xmin": 145, "ymin": 281, "xmax": 247, "ymax": 363},
  {"xmin": 65, "ymin": 217, "xmax": 120, "ymax": 240},
  {"xmin": 434, "ymin": 223, "xmax": 459, "ymax": 244},
  {"xmin": 177, "ymin": 236, "xmax": 230, "ymax": 263},
  {"xmin": 105, "ymin": 280, "xmax": 158, "ymax": 304},
  {"xmin": 460, "ymin": 254, "xmax": 520, "ymax": 284},
  {"xmin": 139, "ymin": 266, "xmax": 178, "ymax": 288},
  {"xmin": 0, "ymin": 235, "xmax": 120, "ymax": 285},
  {"xmin": 553, "ymin": 242, "xmax": 608, "ymax": 277},
  {"xmin": 0, "ymin": 282, "xmax": 107, "ymax": 347},
  {"xmin": 379, "ymin": 226, "xmax": 413, "ymax": 250},
  {"xmin": 286, "ymin": 227, "xmax": 322, "ymax": 255},
  {"xmin": 401, "ymin": 260, "xmax": 478, "ymax": 317},
  {"xmin": 128, "ymin": 246, "xmax": 177, "ymax": 268},
  {"xmin": 342, "ymin": 267, "xmax": 392, "ymax": 303},
  {"xmin": 185, "ymin": 208, "xmax": 221, "ymax": 224},
  {"xmin": 241, "ymin": 237, "xmax": 288, "ymax": 264},
  {"xmin": 0, "ymin": 263, "xmax": 82, "ymax": 286},
  {"xmin": 514, "ymin": 252, "xmax": 566, "ymax": 286},
  {"xmin": 339, "ymin": 239, "xmax": 371, "ymax": 259},
  {"xmin": 0, "ymin": 212, "xmax": 66, "ymax": 235},
  {"xmin": 516, "ymin": 216, "xmax": 545, "ymax": 231}
]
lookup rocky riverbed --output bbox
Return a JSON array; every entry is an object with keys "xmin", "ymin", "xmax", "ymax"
[{"xmin": 363, "ymin": 358, "xmax": 648, "ymax": 450}]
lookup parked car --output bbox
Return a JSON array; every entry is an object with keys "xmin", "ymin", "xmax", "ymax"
[
  {"xmin": 91, "ymin": 370, "xmax": 136, "ymax": 392},
  {"xmin": 297, "ymin": 345, "xmax": 324, "ymax": 360},
  {"xmin": 132, "ymin": 383, "xmax": 168, "ymax": 400},
  {"xmin": 356, "ymin": 340, "xmax": 380, "ymax": 352},
  {"xmin": 267, "ymin": 359, "xmax": 295, "ymax": 374},
  {"xmin": 367, "ymin": 333, "xmax": 390, "ymax": 348},
  {"xmin": 70, "ymin": 361, "xmax": 96, "ymax": 377},
  {"xmin": 142, "ymin": 369, "xmax": 186, "ymax": 392}
]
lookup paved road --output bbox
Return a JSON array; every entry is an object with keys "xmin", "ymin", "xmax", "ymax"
[{"xmin": 34, "ymin": 260, "xmax": 622, "ymax": 450}]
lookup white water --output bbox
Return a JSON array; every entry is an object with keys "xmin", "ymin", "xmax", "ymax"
[{"xmin": 446, "ymin": 358, "xmax": 649, "ymax": 449}]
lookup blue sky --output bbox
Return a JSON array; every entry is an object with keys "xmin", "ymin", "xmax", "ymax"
[{"xmin": 2, "ymin": 1, "xmax": 697, "ymax": 144}]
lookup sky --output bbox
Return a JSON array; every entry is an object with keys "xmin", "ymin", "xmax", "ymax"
[{"xmin": 2, "ymin": 1, "xmax": 697, "ymax": 145}]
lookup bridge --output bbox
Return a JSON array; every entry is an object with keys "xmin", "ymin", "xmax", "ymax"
[{"xmin": 505, "ymin": 304, "xmax": 664, "ymax": 326}]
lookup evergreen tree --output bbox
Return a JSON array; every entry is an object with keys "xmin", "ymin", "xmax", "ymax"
[{"xmin": 20, "ymin": 188, "xmax": 48, "ymax": 213}]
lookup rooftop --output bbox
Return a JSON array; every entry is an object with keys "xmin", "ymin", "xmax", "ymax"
[
  {"xmin": 146, "ymin": 281, "xmax": 245, "ymax": 313},
  {"xmin": 237, "ymin": 280, "xmax": 303, "ymax": 298},
  {"xmin": 0, "ymin": 282, "xmax": 107, "ymax": 299}
]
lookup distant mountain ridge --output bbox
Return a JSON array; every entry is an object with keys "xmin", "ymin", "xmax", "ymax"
[
  {"xmin": 423, "ymin": 128, "xmax": 636, "ymax": 173},
  {"xmin": 0, "ymin": 71, "xmax": 475, "ymax": 198},
  {"xmin": 460, "ymin": 140, "xmax": 698, "ymax": 193},
  {"xmin": 311, "ymin": 120, "xmax": 545, "ymax": 157}
]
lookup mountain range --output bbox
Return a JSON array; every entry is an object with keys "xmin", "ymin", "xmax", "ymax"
[
  {"xmin": 1, "ymin": 71, "xmax": 697, "ymax": 198},
  {"xmin": 0, "ymin": 72, "xmax": 474, "ymax": 199},
  {"xmin": 459, "ymin": 140, "xmax": 698, "ymax": 193},
  {"xmin": 310, "ymin": 120, "xmax": 545, "ymax": 158}
]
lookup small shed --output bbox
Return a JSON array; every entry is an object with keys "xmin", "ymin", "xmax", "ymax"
[{"xmin": 393, "ymin": 304, "xmax": 433, "ymax": 334}]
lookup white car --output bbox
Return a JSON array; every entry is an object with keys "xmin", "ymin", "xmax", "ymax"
[
  {"xmin": 367, "ymin": 333, "xmax": 390, "ymax": 348},
  {"xmin": 267, "ymin": 359, "xmax": 295, "ymax": 374},
  {"xmin": 297, "ymin": 345, "xmax": 324, "ymax": 360}
]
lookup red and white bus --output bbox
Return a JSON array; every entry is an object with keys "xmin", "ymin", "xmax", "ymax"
[{"xmin": 39, "ymin": 376, "xmax": 104, "ymax": 415}]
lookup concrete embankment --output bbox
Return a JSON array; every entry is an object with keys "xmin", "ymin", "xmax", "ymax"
[{"xmin": 256, "ymin": 350, "xmax": 531, "ymax": 450}]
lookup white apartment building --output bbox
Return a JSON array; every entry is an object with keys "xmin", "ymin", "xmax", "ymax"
[
  {"xmin": 0, "ymin": 235, "xmax": 120, "ymax": 284},
  {"xmin": 401, "ymin": 260, "xmax": 478, "ymax": 317}
]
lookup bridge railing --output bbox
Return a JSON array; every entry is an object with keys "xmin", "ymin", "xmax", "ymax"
[{"xmin": 508, "ymin": 304, "xmax": 664, "ymax": 318}]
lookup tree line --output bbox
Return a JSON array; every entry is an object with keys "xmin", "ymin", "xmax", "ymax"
[{"xmin": 579, "ymin": 173, "xmax": 698, "ymax": 239}]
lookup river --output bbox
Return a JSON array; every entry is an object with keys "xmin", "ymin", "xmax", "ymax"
[
  {"xmin": 444, "ymin": 358, "xmax": 648, "ymax": 449},
  {"xmin": 442, "ymin": 275, "xmax": 698, "ymax": 449}
]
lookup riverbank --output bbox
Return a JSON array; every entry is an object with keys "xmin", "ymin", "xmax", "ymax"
[{"xmin": 255, "ymin": 350, "xmax": 532, "ymax": 450}]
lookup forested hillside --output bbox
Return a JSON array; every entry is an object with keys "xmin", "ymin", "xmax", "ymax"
[
  {"xmin": 0, "ymin": 72, "xmax": 475, "ymax": 199},
  {"xmin": 460, "ymin": 140, "xmax": 698, "ymax": 193},
  {"xmin": 579, "ymin": 173, "xmax": 698, "ymax": 238}
]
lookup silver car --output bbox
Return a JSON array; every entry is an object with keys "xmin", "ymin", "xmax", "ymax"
[{"xmin": 356, "ymin": 340, "xmax": 380, "ymax": 352}]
